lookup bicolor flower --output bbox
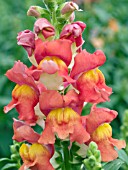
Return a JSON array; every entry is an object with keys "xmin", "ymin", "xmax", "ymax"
[
  {"xmin": 36, "ymin": 56, "xmax": 74, "ymax": 90},
  {"xmin": 19, "ymin": 143, "xmax": 54, "ymax": 170},
  {"xmin": 70, "ymin": 50, "xmax": 112, "ymax": 103},
  {"xmin": 38, "ymin": 107, "xmax": 90, "ymax": 144},
  {"xmin": 34, "ymin": 18, "xmax": 55, "ymax": 39},
  {"xmin": 60, "ymin": 21, "xmax": 86, "ymax": 52},
  {"xmin": 17, "ymin": 30, "xmax": 35, "ymax": 57},
  {"xmin": 84, "ymin": 105, "xmax": 126, "ymax": 162},
  {"xmin": 34, "ymin": 38, "xmax": 72, "ymax": 66},
  {"xmin": 4, "ymin": 84, "xmax": 39, "ymax": 125}
]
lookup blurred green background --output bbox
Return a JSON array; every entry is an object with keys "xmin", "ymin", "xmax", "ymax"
[{"xmin": 0, "ymin": 0, "xmax": 128, "ymax": 159}]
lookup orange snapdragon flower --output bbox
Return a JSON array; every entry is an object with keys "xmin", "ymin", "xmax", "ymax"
[
  {"xmin": 84, "ymin": 105, "xmax": 126, "ymax": 162},
  {"xmin": 38, "ymin": 107, "xmax": 90, "ymax": 144},
  {"xmin": 19, "ymin": 143, "xmax": 54, "ymax": 170},
  {"xmin": 70, "ymin": 49, "xmax": 112, "ymax": 103}
]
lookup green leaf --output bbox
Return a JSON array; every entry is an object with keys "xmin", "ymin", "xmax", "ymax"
[
  {"xmin": 81, "ymin": 103, "xmax": 92, "ymax": 116},
  {"xmin": 117, "ymin": 149, "xmax": 128, "ymax": 165},
  {"xmin": 0, "ymin": 158, "xmax": 12, "ymax": 163},
  {"xmin": 1, "ymin": 163, "xmax": 18, "ymax": 170},
  {"xmin": 103, "ymin": 159, "xmax": 124, "ymax": 170}
]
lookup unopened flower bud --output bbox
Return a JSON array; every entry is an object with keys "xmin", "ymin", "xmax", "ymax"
[
  {"xmin": 61, "ymin": 1, "xmax": 79, "ymax": 15},
  {"xmin": 17, "ymin": 30, "xmax": 35, "ymax": 56},
  {"xmin": 27, "ymin": 6, "xmax": 42, "ymax": 18},
  {"xmin": 34, "ymin": 18, "xmax": 55, "ymax": 39}
]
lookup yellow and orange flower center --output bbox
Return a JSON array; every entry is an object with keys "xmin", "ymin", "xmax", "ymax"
[
  {"xmin": 19, "ymin": 143, "xmax": 50, "ymax": 162},
  {"xmin": 12, "ymin": 84, "xmax": 37, "ymax": 99},
  {"xmin": 47, "ymin": 107, "xmax": 80, "ymax": 124},
  {"xmin": 38, "ymin": 56, "xmax": 67, "ymax": 72},
  {"xmin": 91, "ymin": 123, "xmax": 112, "ymax": 142},
  {"xmin": 78, "ymin": 68, "xmax": 105, "ymax": 84}
]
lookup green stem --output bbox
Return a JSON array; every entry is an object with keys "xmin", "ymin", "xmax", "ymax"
[{"xmin": 63, "ymin": 144, "xmax": 71, "ymax": 170}]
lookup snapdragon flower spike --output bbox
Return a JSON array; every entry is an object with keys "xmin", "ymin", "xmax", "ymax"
[
  {"xmin": 84, "ymin": 105, "xmax": 126, "ymax": 162},
  {"xmin": 39, "ymin": 89, "xmax": 84, "ymax": 116},
  {"xmin": 19, "ymin": 143, "xmax": 54, "ymax": 170},
  {"xmin": 17, "ymin": 30, "xmax": 35, "ymax": 57},
  {"xmin": 4, "ymin": 84, "xmax": 39, "ymax": 125},
  {"xmin": 38, "ymin": 107, "xmax": 90, "ymax": 144},
  {"xmin": 70, "ymin": 50, "xmax": 112, "ymax": 103},
  {"xmin": 34, "ymin": 38, "xmax": 72, "ymax": 66},
  {"xmin": 60, "ymin": 21, "xmax": 86, "ymax": 52},
  {"xmin": 34, "ymin": 18, "xmax": 55, "ymax": 39}
]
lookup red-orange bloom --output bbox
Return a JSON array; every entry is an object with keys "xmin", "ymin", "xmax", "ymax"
[
  {"xmin": 4, "ymin": 84, "xmax": 38, "ymax": 125},
  {"xmin": 76, "ymin": 68, "xmax": 112, "ymax": 103},
  {"xmin": 34, "ymin": 38, "xmax": 72, "ymax": 66},
  {"xmin": 19, "ymin": 143, "xmax": 54, "ymax": 170},
  {"xmin": 84, "ymin": 105, "xmax": 126, "ymax": 162},
  {"xmin": 38, "ymin": 107, "xmax": 90, "ymax": 144},
  {"xmin": 70, "ymin": 49, "xmax": 112, "ymax": 103}
]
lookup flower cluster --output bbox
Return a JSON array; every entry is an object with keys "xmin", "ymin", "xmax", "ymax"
[{"xmin": 4, "ymin": 1, "xmax": 125, "ymax": 169}]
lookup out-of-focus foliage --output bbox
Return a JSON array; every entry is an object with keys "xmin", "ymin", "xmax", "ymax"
[{"xmin": 0, "ymin": 0, "xmax": 128, "ymax": 161}]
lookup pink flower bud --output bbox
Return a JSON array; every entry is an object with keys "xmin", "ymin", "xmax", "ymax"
[
  {"xmin": 17, "ymin": 30, "xmax": 35, "ymax": 56},
  {"xmin": 34, "ymin": 18, "xmax": 55, "ymax": 39},
  {"xmin": 61, "ymin": 1, "xmax": 79, "ymax": 15},
  {"xmin": 60, "ymin": 21, "xmax": 86, "ymax": 50},
  {"xmin": 27, "ymin": 6, "xmax": 41, "ymax": 18}
]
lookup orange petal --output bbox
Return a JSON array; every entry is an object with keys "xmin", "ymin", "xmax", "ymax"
[
  {"xmin": 34, "ymin": 38, "xmax": 72, "ymax": 66},
  {"xmin": 39, "ymin": 90, "xmax": 63, "ymax": 116},
  {"xmin": 70, "ymin": 49, "xmax": 106, "ymax": 79},
  {"xmin": 86, "ymin": 105, "xmax": 117, "ymax": 134},
  {"xmin": 109, "ymin": 138, "xmax": 126, "ymax": 150},
  {"xmin": 13, "ymin": 119, "xmax": 40, "ymax": 143},
  {"xmin": 5, "ymin": 61, "xmax": 38, "ymax": 93},
  {"xmin": 97, "ymin": 140, "xmax": 118, "ymax": 162}
]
